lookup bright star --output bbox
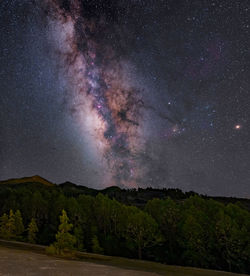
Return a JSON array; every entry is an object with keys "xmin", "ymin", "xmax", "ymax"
[{"xmin": 235, "ymin": 124, "xmax": 242, "ymax": 130}]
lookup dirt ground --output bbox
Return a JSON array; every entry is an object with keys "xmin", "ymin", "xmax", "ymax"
[
  {"xmin": 0, "ymin": 247, "xmax": 159, "ymax": 276},
  {"xmin": 0, "ymin": 246, "xmax": 248, "ymax": 276}
]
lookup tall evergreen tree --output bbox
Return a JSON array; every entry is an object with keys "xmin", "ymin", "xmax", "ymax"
[
  {"xmin": 14, "ymin": 210, "xmax": 24, "ymax": 240},
  {"xmin": 0, "ymin": 213, "xmax": 9, "ymax": 239},
  {"xmin": 27, "ymin": 218, "xmax": 38, "ymax": 244},
  {"xmin": 49, "ymin": 210, "xmax": 76, "ymax": 255},
  {"xmin": 92, "ymin": 235, "xmax": 104, "ymax": 254},
  {"xmin": 5, "ymin": 210, "xmax": 16, "ymax": 240}
]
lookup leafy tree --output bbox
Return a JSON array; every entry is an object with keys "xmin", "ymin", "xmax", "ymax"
[
  {"xmin": 66, "ymin": 197, "xmax": 80, "ymax": 225},
  {"xmin": 94, "ymin": 193, "xmax": 111, "ymax": 237},
  {"xmin": 53, "ymin": 194, "xmax": 67, "ymax": 219},
  {"xmin": 125, "ymin": 206, "xmax": 159, "ymax": 259},
  {"xmin": 74, "ymin": 226, "xmax": 84, "ymax": 251},
  {"xmin": 0, "ymin": 182, "xmax": 249, "ymax": 274},
  {"xmin": 178, "ymin": 196, "xmax": 216, "ymax": 268},
  {"xmin": 66, "ymin": 198, "xmax": 84, "ymax": 250},
  {"xmin": 225, "ymin": 204, "xmax": 250, "ymax": 272},
  {"xmin": 31, "ymin": 191, "xmax": 48, "ymax": 226},
  {"xmin": 214, "ymin": 205, "xmax": 250, "ymax": 272},
  {"xmin": 180, "ymin": 213, "xmax": 207, "ymax": 267},
  {"xmin": 145, "ymin": 198, "xmax": 180, "ymax": 262},
  {"xmin": 27, "ymin": 218, "xmax": 38, "ymax": 243},
  {"xmin": 94, "ymin": 194, "xmax": 125, "ymax": 239},
  {"xmin": 77, "ymin": 195, "xmax": 95, "ymax": 251}
]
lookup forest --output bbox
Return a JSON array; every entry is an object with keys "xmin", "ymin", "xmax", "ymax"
[{"xmin": 0, "ymin": 179, "xmax": 249, "ymax": 274}]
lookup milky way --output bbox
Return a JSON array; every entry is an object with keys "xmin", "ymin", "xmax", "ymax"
[
  {"xmin": 1, "ymin": 0, "xmax": 249, "ymax": 197},
  {"xmin": 45, "ymin": 0, "xmax": 148, "ymax": 187}
]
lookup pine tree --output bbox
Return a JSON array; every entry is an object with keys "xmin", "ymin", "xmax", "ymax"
[
  {"xmin": 27, "ymin": 218, "xmax": 38, "ymax": 244},
  {"xmin": 14, "ymin": 210, "xmax": 24, "ymax": 240},
  {"xmin": 92, "ymin": 235, "xmax": 104, "ymax": 254},
  {"xmin": 0, "ymin": 213, "xmax": 9, "ymax": 239},
  {"xmin": 48, "ymin": 210, "xmax": 76, "ymax": 255},
  {"xmin": 5, "ymin": 210, "xmax": 16, "ymax": 240}
]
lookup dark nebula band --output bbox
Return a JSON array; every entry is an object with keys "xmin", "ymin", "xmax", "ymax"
[{"xmin": 45, "ymin": 0, "xmax": 145, "ymax": 188}]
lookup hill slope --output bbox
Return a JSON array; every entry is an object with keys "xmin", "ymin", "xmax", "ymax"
[{"xmin": 0, "ymin": 175, "xmax": 55, "ymax": 187}]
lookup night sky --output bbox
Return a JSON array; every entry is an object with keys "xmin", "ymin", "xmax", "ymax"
[{"xmin": 0, "ymin": 0, "xmax": 249, "ymax": 197}]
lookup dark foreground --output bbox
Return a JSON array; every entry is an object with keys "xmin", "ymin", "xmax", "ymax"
[
  {"xmin": 1, "ymin": 178, "xmax": 249, "ymax": 274},
  {"xmin": 0, "ymin": 246, "xmax": 248, "ymax": 276}
]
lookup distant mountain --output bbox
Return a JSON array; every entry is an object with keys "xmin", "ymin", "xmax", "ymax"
[
  {"xmin": 57, "ymin": 182, "xmax": 250, "ymax": 211},
  {"xmin": 59, "ymin": 181, "xmax": 98, "ymax": 196},
  {"xmin": 0, "ymin": 176, "xmax": 249, "ymax": 211},
  {"xmin": 0, "ymin": 175, "xmax": 55, "ymax": 187}
]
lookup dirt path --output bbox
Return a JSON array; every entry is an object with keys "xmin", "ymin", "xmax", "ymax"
[{"xmin": 0, "ymin": 247, "xmax": 159, "ymax": 276}]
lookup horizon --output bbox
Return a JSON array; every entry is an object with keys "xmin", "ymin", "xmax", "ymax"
[{"xmin": 1, "ymin": 174, "xmax": 250, "ymax": 200}]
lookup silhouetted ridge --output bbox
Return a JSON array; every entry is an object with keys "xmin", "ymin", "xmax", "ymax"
[{"xmin": 0, "ymin": 176, "xmax": 249, "ymax": 210}]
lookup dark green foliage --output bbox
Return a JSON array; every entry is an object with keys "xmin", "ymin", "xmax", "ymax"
[
  {"xmin": 92, "ymin": 235, "xmax": 104, "ymax": 254},
  {"xmin": 145, "ymin": 198, "xmax": 180, "ymax": 263},
  {"xmin": 0, "ymin": 181, "xmax": 249, "ymax": 273},
  {"xmin": 124, "ymin": 206, "xmax": 159, "ymax": 259},
  {"xmin": 47, "ymin": 210, "xmax": 76, "ymax": 256},
  {"xmin": 27, "ymin": 218, "xmax": 38, "ymax": 243},
  {"xmin": 0, "ymin": 209, "xmax": 24, "ymax": 240},
  {"xmin": 14, "ymin": 210, "xmax": 24, "ymax": 240},
  {"xmin": 6, "ymin": 210, "xmax": 16, "ymax": 240},
  {"xmin": 0, "ymin": 213, "xmax": 9, "ymax": 239}
]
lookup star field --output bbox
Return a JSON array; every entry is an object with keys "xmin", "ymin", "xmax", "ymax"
[{"xmin": 0, "ymin": 0, "xmax": 249, "ymax": 197}]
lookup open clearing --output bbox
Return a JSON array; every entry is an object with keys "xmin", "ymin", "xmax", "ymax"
[
  {"xmin": 0, "ymin": 247, "xmax": 157, "ymax": 276},
  {"xmin": 0, "ymin": 246, "xmax": 248, "ymax": 276}
]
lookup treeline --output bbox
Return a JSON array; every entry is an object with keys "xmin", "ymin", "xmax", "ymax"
[
  {"xmin": 0, "ymin": 210, "xmax": 38, "ymax": 243},
  {"xmin": 0, "ymin": 183, "xmax": 249, "ymax": 274}
]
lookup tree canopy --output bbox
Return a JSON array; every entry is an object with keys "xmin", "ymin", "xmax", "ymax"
[{"xmin": 0, "ymin": 182, "xmax": 249, "ymax": 274}]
